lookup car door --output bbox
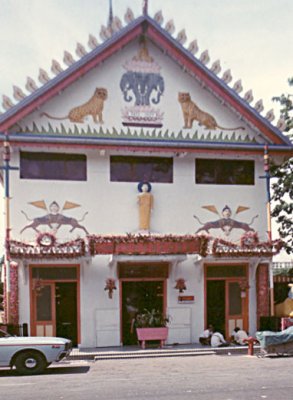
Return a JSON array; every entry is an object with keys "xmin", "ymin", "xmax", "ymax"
[{"xmin": 0, "ymin": 331, "xmax": 13, "ymax": 366}]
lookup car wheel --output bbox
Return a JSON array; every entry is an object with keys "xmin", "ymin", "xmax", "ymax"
[{"xmin": 14, "ymin": 351, "xmax": 46, "ymax": 375}]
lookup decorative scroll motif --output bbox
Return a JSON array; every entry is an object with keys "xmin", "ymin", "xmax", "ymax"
[{"xmin": 120, "ymin": 46, "xmax": 164, "ymax": 127}]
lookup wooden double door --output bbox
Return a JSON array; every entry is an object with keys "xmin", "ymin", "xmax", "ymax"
[
  {"xmin": 205, "ymin": 265, "xmax": 249, "ymax": 339},
  {"xmin": 30, "ymin": 266, "xmax": 79, "ymax": 346}
]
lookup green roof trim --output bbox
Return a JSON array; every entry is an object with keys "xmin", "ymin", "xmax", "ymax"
[{"xmin": 12, "ymin": 123, "xmax": 257, "ymax": 144}]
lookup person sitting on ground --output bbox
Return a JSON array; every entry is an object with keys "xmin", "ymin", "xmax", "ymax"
[
  {"xmin": 211, "ymin": 331, "xmax": 229, "ymax": 347},
  {"xmin": 199, "ymin": 325, "xmax": 214, "ymax": 345},
  {"xmin": 231, "ymin": 327, "xmax": 249, "ymax": 345}
]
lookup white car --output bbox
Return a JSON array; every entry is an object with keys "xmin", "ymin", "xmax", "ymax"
[{"xmin": 0, "ymin": 328, "xmax": 72, "ymax": 374}]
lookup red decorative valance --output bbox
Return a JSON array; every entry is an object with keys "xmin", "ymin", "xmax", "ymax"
[
  {"xmin": 212, "ymin": 236, "xmax": 283, "ymax": 258},
  {"xmin": 7, "ymin": 233, "xmax": 283, "ymax": 260},
  {"xmin": 7, "ymin": 238, "xmax": 86, "ymax": 259},
  {"xmin": 88, "ymin": 234, "xmax": 210, "ymax": 257}
]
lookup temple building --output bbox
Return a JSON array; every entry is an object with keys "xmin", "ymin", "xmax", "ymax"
[{"xmin": 0, "ymin": 6, "xmax": 292, "ymax": 348}]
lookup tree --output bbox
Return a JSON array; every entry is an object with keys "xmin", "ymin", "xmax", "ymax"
[{"xmin": 271, "ymin": 78, "xmax": 293, "ymax": 254}]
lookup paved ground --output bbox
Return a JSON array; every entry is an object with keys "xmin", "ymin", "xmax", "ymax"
[{"xmin": 1, "ymin": 353, "xmax": 293, "ymax": 400}]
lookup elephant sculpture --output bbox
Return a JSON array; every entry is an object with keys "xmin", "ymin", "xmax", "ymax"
[{"xmin": 120, "ymin": 71, "xmax": 164, "ymax": 106}]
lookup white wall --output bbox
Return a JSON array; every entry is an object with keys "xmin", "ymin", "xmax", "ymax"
[
  {"xmin": 9, "ymin": 149, "xmax": 268, "ymax": 244},
  {"xmin": 9, "ymin": 38, "xmax": 269, "ymax": 347}
]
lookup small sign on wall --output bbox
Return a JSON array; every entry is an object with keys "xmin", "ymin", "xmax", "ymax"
[{"xmin": 178, "ymin": 295, "xmax": 195, "ymax": 304}]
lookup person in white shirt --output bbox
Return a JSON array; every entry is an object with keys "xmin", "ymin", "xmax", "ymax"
[
  {"xmin": 211, "ymin": 331, "xmax": 227, "ymax": 347},
  {"xmin": 199, "ymin": 325, "xmax": 214, "ymax": 345},
  {"xmin": 231, "ymin": 327, "xmax": 248, "ymax": 345}
]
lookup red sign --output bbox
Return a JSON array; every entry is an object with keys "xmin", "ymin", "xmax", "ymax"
[{"xmin": 178, "ymin": 295, "xmax": 194, "ymax": 303}]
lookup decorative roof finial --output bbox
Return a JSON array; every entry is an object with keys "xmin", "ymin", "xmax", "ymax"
[
  {"xmin": 108, "ymin": 0, "xmax": 114, "ymax": 33},
  {"xmin": 143, "ymin": 0, "xmax": 148, "ymax": 15}
]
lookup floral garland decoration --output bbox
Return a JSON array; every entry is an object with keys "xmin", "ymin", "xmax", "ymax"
[
  {"xmin": 240, "ymin": 231, "xmax": 259, "ymax": 248},
  {"xmin": 8, "ymin": 238, "xmax": 86, "ymax": 259},
  {"xmin": 212, "ymin": 234, "xmax": 284, "ymax": 258},
  {"xmin": 238, "ymin": 279, "xmax": 250, "ymax": 291},
  {"xmin": 36, "ymin": 232, "xmax": 56, "ymax": 247},
  {"xmin": 88, "ymin": 233, "xmax": 210, "ymax": 257}
]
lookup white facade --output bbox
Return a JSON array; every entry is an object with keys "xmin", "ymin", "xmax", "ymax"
[{"xmin": 1, "ymin": 14, "xmax": 291, "ymax": 348}]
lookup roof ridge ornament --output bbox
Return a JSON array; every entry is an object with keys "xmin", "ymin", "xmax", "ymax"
[
  {"xmin": 13, "ymin": 86, "xmax": 26, "ymax": 101},
  {"xmin": 112, "ymin": 16, "xmax": 123, "ymax": 33},
  {"xmin": 100, "ymin": 24, "xmax": 111, "ymax": 41},
  {"xmin": 165, "ymin": 19, "xmax": 175, "ymax": 34},
  {"xmin": 199, "ymin": 49, "xmax": 210, "ymax": 65},
  {"xmin": 265, "ymin": 109, "xmax": 275, "ymax": 122},
  {"xmin": 154, "ymin": 10, "xmax": 163, "ymax": 25},
  {"xmin": 38, "ymin": 68, "xmax": 50, "ymax": 84},
  {"xmin": 222, "ymin": 69, "xmax": 232, "ymax": 84},
  {"xmin": 233, "ymin": 79, "xmax": 243, "ymax": 93},
  {"xmin": 211, "ymin": 59, "xmax": 221, "ymax": 75},
  {"xmin": 75, "ymin": 42, "xmax": 87, "ymax": 58},
  {"xmin": 143, "ymin": 0, "xmax": 148, "ymax": 15},
  {"xmin": 88, "ymin": 34, "xmax": 99, "ymax": 50},
  {"xmin": 276, "ymin": 117, "xmax": 287, "ymax": 131},
  {"xmin": 254, "ymin": 99, "xmax": 264, "ymax": 113},
  {"xmin": 51, "ymin": 59, "xmax": 63, "ymax": 75},
  {"xmin": 108, "ymin": 0, "xmax": 113, "ymax": 31},
  {"xmin": 244, "ymin": 89, "xmax": 254, "ymax": 104},
  {"xmin": 188, "ymin": 40, "xmax": 199, "ymax": 55},
  {"xmin": 176, "ymin": 29, "xmax": 187, "ymax": 45},
  {"xmin": 63, "ymin": 50, "xmax": 75, "ymax": 66},
  {"xmin": 124, "ymin": 8, "xmax": 134, "ymax": 24},
  {"xmin": 25, "ymin": 77, "xmax": 38, "ymax": 93},
  {"xmin": 2, "ymin": 95, "xmax": 14, "ymax": 110}
]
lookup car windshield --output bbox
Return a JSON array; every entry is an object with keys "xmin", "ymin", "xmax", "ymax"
[{"xmin": 0, "ymin": 328, "xmax": 11, "ymax": 337}]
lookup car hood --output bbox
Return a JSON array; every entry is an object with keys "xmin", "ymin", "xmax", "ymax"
[{"xmin": 0, "ymin": 336, "xmax": 71, "ymax": 345}]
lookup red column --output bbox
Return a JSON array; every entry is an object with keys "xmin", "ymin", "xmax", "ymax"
[
  {"xmin": 9, "ymin": 262, "xmax": 19, "ymax": 325},
  {"xmin": 256, "ymin": 263, "xmax": 270, "ymax": 329}
]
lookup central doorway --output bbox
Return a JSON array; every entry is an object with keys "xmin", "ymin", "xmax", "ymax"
[
  {"xmin": 121, "ymin": 280, "xmax": 165, "ymax": 345},
  {"xmin": 118, "ymin": 262, "xmax": 169, "ymax": 346}
]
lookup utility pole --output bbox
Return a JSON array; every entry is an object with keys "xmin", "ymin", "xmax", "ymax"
[
  {"xmin": 260, "ymin": 144, "xmax": 274, "ymax": 316},
  {"xmin": 0, "ymin": 131, "xmax": 19, "ymax": 323}
]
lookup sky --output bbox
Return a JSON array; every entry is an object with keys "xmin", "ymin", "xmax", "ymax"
[{"xmin": 0, "ymin": 0, "xmax": 292, "ymax": 260}]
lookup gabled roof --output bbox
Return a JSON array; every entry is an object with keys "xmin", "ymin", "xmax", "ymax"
[{"xmin": 0, "ymin": 12, "xmax": 292, "ymax": 153}]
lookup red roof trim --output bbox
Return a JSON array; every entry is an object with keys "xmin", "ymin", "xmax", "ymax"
[
  {"xmin": 9, "ymin": 140, "xmax": 292, "ymax": 157},
  {"xmin": 147, "ymin": 25, "xmax": 284, "ymax": 145},
  {"xmin": 0, "ymin": 25, "xmax": 143, "ymax": 131}
]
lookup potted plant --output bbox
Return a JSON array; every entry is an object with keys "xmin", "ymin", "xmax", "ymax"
[{"xmin": 135, "ymin": 309, "xmax": 170, "ymax": 350}]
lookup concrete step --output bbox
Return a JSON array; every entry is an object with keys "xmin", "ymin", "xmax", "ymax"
[
  {"xmin": 94, "ymin": 350, "xmax": 216, "ymax": 360},
  {"xmin": 68, "ymin": 344, "xmax": 261, "ymax": 360}
]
